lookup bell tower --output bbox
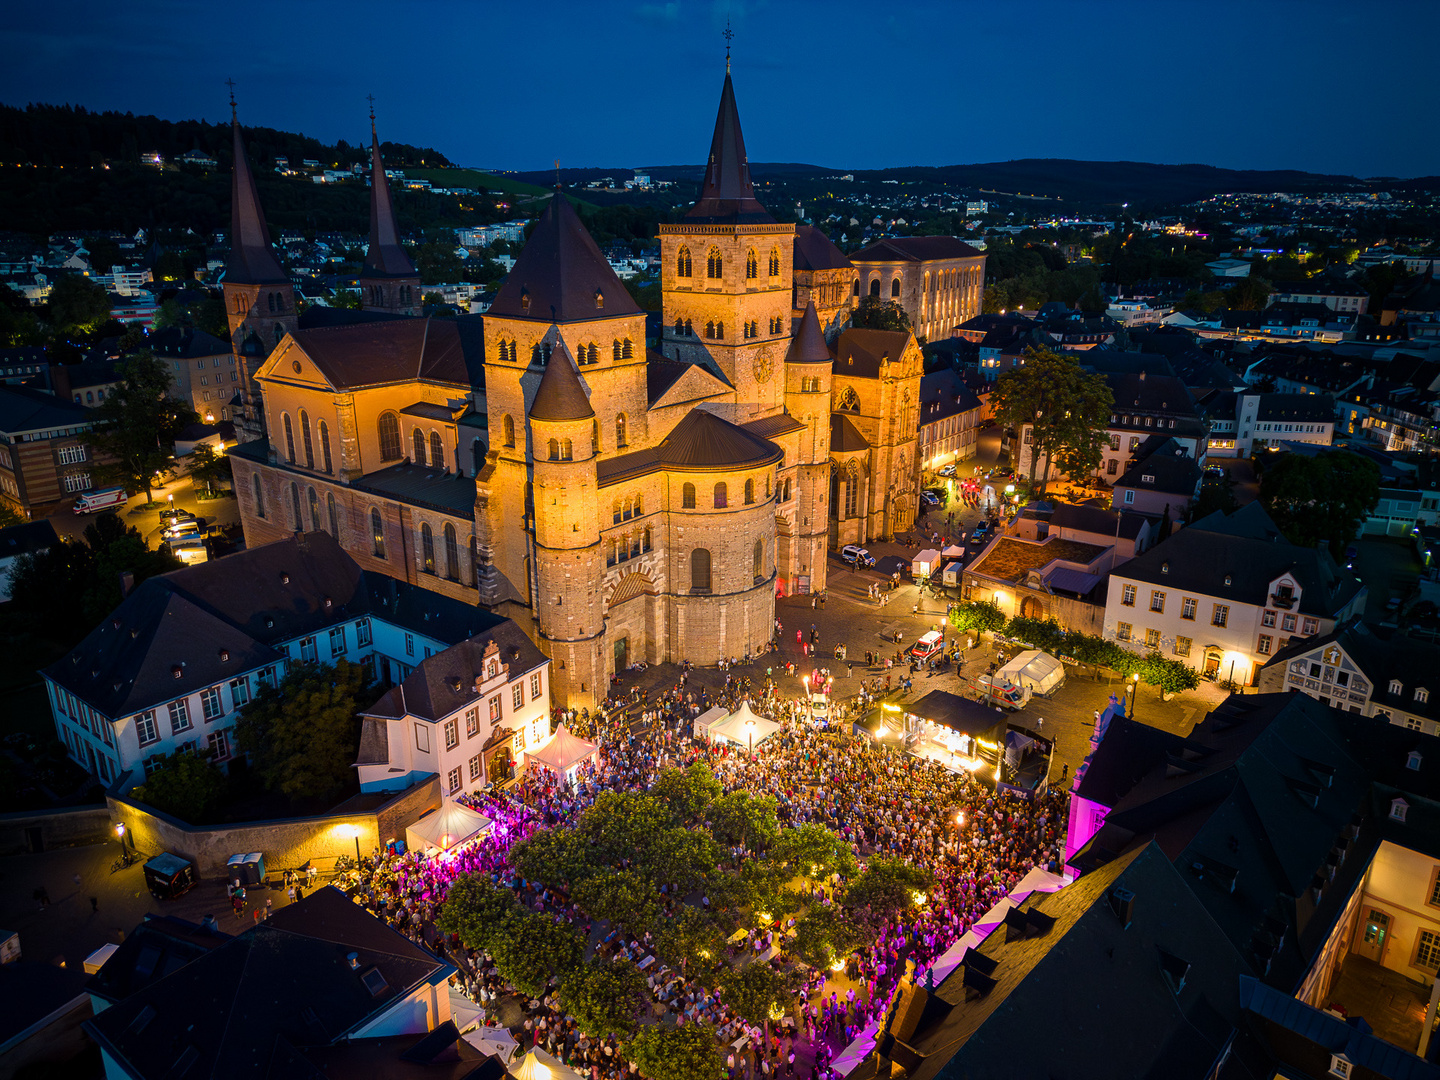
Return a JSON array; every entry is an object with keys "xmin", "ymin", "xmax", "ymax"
[
  {"xmin": 659, "ymin": 60, "xmax": 794, "ymax": 424},
  {"xmin": 221, "ymin": 86, "xmax": 296, "ymax": 443},
  {"xmin": 782, "ymin": 301, "xmax": 834, "ymax": 596},
  {"xmin": 360, "ymin": 101, "xmax": 422, "ymax": 316}
]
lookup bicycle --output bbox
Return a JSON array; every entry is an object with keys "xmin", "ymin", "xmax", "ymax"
[{"xmin": 110, "ymin": 852, "xmax": 135, "ymax": 873}]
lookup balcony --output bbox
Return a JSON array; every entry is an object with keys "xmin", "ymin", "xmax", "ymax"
[{"xmin": 1270, "ymin": 591, "xmax": 1296, "ymax": 610}]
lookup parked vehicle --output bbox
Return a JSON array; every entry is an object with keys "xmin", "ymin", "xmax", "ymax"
[
  {"xmin": 923, "ymin": 487, "xmax": 948, "ymax": 504},
  {"xmin": 164, "ymin": 519, "xmax": 206, "ymax": 542},
  {"xmin": 159, "ymin": 508, "xmax": 199, "ymax": 527},
  {"xmin": 910, "ymin": 630, "xmax": 946, "ymax": 661},
  {"xmin": 938, "ymin": 464, "xmax": 957, "ymax": 477},
  {"xmin": 968, "ymin": 673, "xmax": 1030, "ymax": 710},
  {"xmin": 969, "ymin": 523, "xmax": 991, "ymax": 545},
  {"xmin": 920, "ymin": 492, "xmax": 940, "ymax": 509},
  {"xmin": 73, "ymin": 487, "xmax": 126, "ymax": 514},
  {"xmin": 841, "ymin": 545, "xmax": 875, "ymax": 568},
  {"xmin": 144, "ymin": 852, "xmax": 197, "ymax": 901}
]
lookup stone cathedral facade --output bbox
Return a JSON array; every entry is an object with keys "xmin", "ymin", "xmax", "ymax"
[{"xmin": 228, "ymin": 72, "xmax": 922, "ymax": 708}]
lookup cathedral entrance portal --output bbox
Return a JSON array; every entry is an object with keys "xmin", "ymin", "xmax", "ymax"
[{"xmin": 614, "ymin": 637, "xmax": 628, "ymax": 675}]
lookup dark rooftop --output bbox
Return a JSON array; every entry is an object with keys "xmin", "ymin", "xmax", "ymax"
[
  {"xmin": 527, "ymin": 344, "xmax": 595, "ymax": 422},
  {"xmin": 793, "ymin": 225, "xmax": 852, "ymax": 272},
  {"xmin": 684, "ymin": 72, "xmax": 776, "ymax": 225},
  {"xmin": 849, "ymin": 236, "xmax": 985, "ymax": 264}
]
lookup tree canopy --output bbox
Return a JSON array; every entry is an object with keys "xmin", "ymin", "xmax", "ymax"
[
  {"xmin": 850, "ymin": 295, "xmax": 912, "ymax": 333},
  {"xmin": 991, "ymin": 345, "xmax": 1114, "ymax": 494},
  {"xmin": 1258, "ymin": 450, "xmax": 1380, "ymax": 555},
  {"xmin": 131, "ymin": 748, "xmax": 227, "ymax": 822},
  {"xmin": 86, "ymin": 350, "xmax": 199, "ymax": 501}
]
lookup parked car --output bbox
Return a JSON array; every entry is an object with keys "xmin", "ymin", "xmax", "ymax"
[
  {"xmin": 938, "ymin": 464, "xmax": 957, "ymax": 477},
  {"xmin": 164, "ymin": 519, "xmax": 207, "ymax": 542},
  {"xmin": 923, "ymin": 487, "xmax": 948, "ymax": 505},
  {"xmin": 969, "ymin": 522, "xmax": 991, "ymax": 545},
  {"xmin": 841, "ymin": 545, "xmax": 875, "ymax": 568},
  {"xmin": 159, "ymin": 507, "xmax": 198, "ymax": 527},
  {"xmin": 920, "ymin": 492, "xmax": 940, "ymax": 509}
]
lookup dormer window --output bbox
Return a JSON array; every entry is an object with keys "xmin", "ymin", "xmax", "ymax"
[
  {"xmin": 1407, "ymin": 750, "xmax": 1423, "ymax": 772},
  {"xmin": 594, "ymin": 290, "xmax": 604, "ymax": 310},
  {"xmin": 1390, "ymin": 797, "xmax": 1409, "ymax": 823},
  {"xmin": 487, "ymin": 660, "xmax": 498, "ymax": 679},
  {"xmin": 1328, "ymin": 1053, "xmax": 1352, "ymax": 1079},
  {"xmin": 520, "ymin": 290, "xmax": 531, "ymax": 314},
  {"xmin": 1417, "ymin": 688, "xmax": 1430, "ymax": 704},
  {"xmin": 1390, "ymin": 679, "xmax": 1403, "ymax": 696}
]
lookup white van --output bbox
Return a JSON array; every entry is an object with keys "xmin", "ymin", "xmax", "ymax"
[
  {"xmin": 164, "ymin": 519, "xmax": 206, "ymax": 542},
  {"xmin": 73, "ymin": 487, "xmax": 126, "ymax": 514}
]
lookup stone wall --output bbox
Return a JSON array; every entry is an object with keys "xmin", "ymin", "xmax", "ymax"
[
  {"xmin": 105, "ymin": 774, "xmax": 439, "ymax": 878},
  {"xmin": 0, "ymin": 806, "xmax": 113, "ymax": 856}
]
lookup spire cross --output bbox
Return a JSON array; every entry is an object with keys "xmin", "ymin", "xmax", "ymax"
[
  {"xmin": 225, "ymin": 78, "xmax": 237, "ymax": 122},
  {"xmin": 367, "ymin": 93, "xmax": 376, "ymax": 138},
  {"xmin": 724, "ymin": 19, "xmax": 733, "ymax": 73}
]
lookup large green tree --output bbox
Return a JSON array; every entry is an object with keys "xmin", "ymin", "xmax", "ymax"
[
  {"xmin": 720, "ymin": 963, "xmax": 800, "ymax": 1026},
  {"xmin": 628, "ymin": 1022, "xmax": 723, "ymax": 1080},
  {"xmin": 1259, "ymin": 450, "xmax": 1380, "ymax": 555},
  {"xmin": 436, "ymin": 872, "xmax": 519, "ymax": 948},
  {"xmin": 131, "ymin": 748, "xmax": 227, "ymax": 822},
  {"xmin": 557, "ymin": 959, "xmax": 647, "ymax": 1038},
  {"xmin": 706, "ymin": 791, "xmax": 780, "ymax": 851},
  {"xmin": 1138, "ymin": 651, "xmax": 1201, "ymax": 701},
  {"xmin": 86, "ymin": 350, "xmax": 198, "ymax": 502},
  {"xmin": 233, "ymin": 659, "xmax": 372, "ymax": 802},
  {"xmin": 991, "ymin": 346, "xmax": 1114, "ymax": 494},
  {"xmin": 850, "ymin": 295, "xmax": 912, "ymax": 333},
  {"xmin": 948, "ymin": 600, "xmax": 1006, "ymax": 637},
  {"xmin": 572, "ymin": 870, "xmax": 659, "ymax": 934},
  {"xmin": 843, "ymin": 858, "xmax": 933, "ymax": 932},
  {"xmin": 651, "ymin": 762, "xmax": 722, "ymax": 825},
  {"xmin": 46, "ymin": 275, "xmax": 111, "ymax": 335}
]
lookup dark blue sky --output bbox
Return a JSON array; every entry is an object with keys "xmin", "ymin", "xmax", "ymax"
[{"xmin": 5, "ymin": 0, "xmax": 1436, "ymax": 178}]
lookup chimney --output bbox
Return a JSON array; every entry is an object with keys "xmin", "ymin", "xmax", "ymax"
[
  {"xmin": 1109, "ymin": 886, "xmax": 1135, "ymax": 928},
  {"xmin": 346, "ymin": 952, "xmax": 360, "ymax": 970},
  {"xmin": 119, "ymin": 570, "xmax": 135, "ymax": 599}
]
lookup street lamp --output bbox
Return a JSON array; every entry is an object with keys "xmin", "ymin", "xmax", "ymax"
[
  {"xmin": 115, "ymin": 821, "xmax": 126, "ymax": 857},
  {"xmin": 1126, "ymin": 673, "xmax": 1140, "ymax": 718},
  {"xmin": 342, "ymin": 824, "xmax": 362, "ymax": 863}
]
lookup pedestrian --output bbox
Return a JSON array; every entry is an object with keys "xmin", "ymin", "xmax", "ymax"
[
  {"xmin": 265, "ymin": 898, "xmax": 273, "ymax": 920},
  {"xmin": 1036, "ymin": 716, "xmax": 1044, "ymax": 730},
  {"xmin": 89, "ymin": 896, "xmax": 99, "ymax": 913},
  {"xmin": 287, "ymin": 883, "xmax": 297, "ymax": 903}
]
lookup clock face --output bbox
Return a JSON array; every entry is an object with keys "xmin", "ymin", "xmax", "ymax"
[{"xmin": 752, "ymin": 346, "xmax": 774, "ymax": 384}]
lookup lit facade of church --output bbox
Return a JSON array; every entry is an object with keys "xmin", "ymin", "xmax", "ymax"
[{"xmin": 227, "ymin": 73, "xmax": 924, "ymax": 707}]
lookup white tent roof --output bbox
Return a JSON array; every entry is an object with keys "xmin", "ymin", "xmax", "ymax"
[
  {"xmin": 509, "ymin": 1049, "xmax": 584, "ymax": 1080},
  {"xmin": 526, "ymin": 725, "xmax": 599, "ymax": 774},
  {"xmin": 941, "ymin": 545, "xmax": 964, "ymax": 558},
  {"xmin": 913, "ymin": 548, "xmax": 942, "ymax": 567},
  {"xmin": 707, "ymin": 701, "xmax": 782, "ymax": 747},
  {"xmin": 696, "ymin": 705, "xmax": 729, "ymax": 729},
  {"xmin": 405, "ymin": 798, "xmax": 492, "ymax": 853},
  {"xmin": 464, "ymin": 1024, "xmax": 520, "ymax": 1061},
  {"xmin": 448, "ymin": 987, "xmax": 484, "ymax": 1033}
]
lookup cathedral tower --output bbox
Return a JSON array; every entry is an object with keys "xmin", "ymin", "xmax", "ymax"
[
  {"xmin": 781, "ymin": 300, "xmax": 834, "ymax": 595},
  {"xmin": 222, "ymin": 101, "xmax": 296, "ymax": 442},
  {"xmin": 659, "ymin": 68, "xmax": 794, "ymax": 423},
  {"xmin": 360, "ymin": 110, "xmax": 422, "ymax": 316}
]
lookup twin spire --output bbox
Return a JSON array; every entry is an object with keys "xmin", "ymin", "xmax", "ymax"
[
  {"xmin": 225, "ymin": 86, "xmax": 414, "ymax": 286},
  {"xmin": 685, "ymin": 47, "xmax": 774, "ymax": 225}
]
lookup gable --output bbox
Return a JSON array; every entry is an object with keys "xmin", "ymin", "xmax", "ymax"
[
  {"xmin": 648, "ymin": 364, "xmax": 732, "ymax": 411},
  {"xmin": 255, "ymin": 335, "xmax": 337, "ymax": 392}
]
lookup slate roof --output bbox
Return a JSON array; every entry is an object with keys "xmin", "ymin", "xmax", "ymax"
[
  {"xmin": 1263, "ymin": 619, "xmax": 1440, "ymax": 724},
  {"xmin": 487, "ymin": 194, "xmax": 641, "ymax": 322},
  {"xmin": 1251, "ymin": 392, "xmax": 1335, "ymax": 423},
  {"xmin": 0, "ymin": 519, "xmax": 58, "ymax": 559},
  {"xmin": 848, "ymin": 236, "xmax": 985, "ymax": 264},
  {"xmin": 225, "ymin": 120, "xmax": 289, "ymax": 286},
  {"xmin": 284, "ymin": 317, "xmax": 478, "ymax": 390},
  {"xmin": 362, "ymin": 632, "xmax": 547, "ymax": 725},
  {"xmin": 352, "ymin": 463, "xmax": 478, "ymax": 516},
  {"xmin": 270, "ymin": 1023, "xmax": 500, "ymax": 1080},
  {"xmin": 0, "ymin": 384, "xmax": 96, "ymax": 435},
  {"xmin": 85, "ymin": 914, "xmax": 231, "ymax": 1005},
  {"xmin": 785, "ymin": 301, "xmax": 832, "ymax": 365},
  {"xmin": 793, "ymin": 226, "xmax": 852, "ymax": 272},
  {"xmin": 850, "ymin": 844, "xmax": 1251, "ymax": 1080},
  {"xmin": 1049, "ymin": 503, "xmax": 1147, "ymax": 541},
  {"xmin": 835, "ymin": 328, "xmax": 910, "ymax": 379},
  {"xmin": 85, "ymin": 887, "xmax": 452, "ymax": 1080},
  {"xmin": 1113, "ymin": 503, "xmax": 1363, "ymax": 618},
  {"xmin": 646, "ymin": 358, "xmax": 693, "ymax": 405},
  {"xmin": 741, "ymin": 413, "xmax": 806, "ymax": 440},
  {"xmin": 685, "ymin": 73, "xmax": 775, "ymax": 225},
  {"xmin": 830, "ymin": 414, "xmax": 871, "ymax": 452},
  {"xmin": 917, "ymin": 369, "xmax": 981, "ymax": 425},
  {"xmin": 45, "ymin": 532, "xmax": 509, "ymax": 718},
  {"xmin": 362, "ymin": 128, "xmax": 418, "ymax": 280},
  {"xmin": 1115, "ymin": 438, "xmax": 1203, "ymax": 498},
  {"xmin": 149, "ymin": 325, "xmax": 230, "ymax": 359},
  {"xmin": 596, "ymin": 408, "xmax": 783, "ymax": 486},
  {"xmin": 527, "ymin": 344, "xmax": 595, "ymax": 421}
]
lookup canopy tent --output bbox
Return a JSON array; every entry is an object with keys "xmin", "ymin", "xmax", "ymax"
[
  {"xmin": 696, "ymin": 705, "xmax": 729, "ymax": 731},
  {"xmin": 405, "ymin": 798, "xmax": 493, "ymax": 854},
  {"xmin": 525, "ymin": 725, "xmax": 599, "ymax": 778},
  {"xmin": 941, "ymin": 544, "xmax": 964, "ymax": 559},
  {"xmin": 707, "ymin": 701, "xmax": 782, "ymax": 749},
  {"xmin": 448, "ymin": 987, "xmax": 484, "ymax": 1034},
  {"xmin": 996, "ymin": 650, "xmax": 1066, "ymax": 697},
  {"xmin": 833, "ymin": 1022, "xmax": 879, "ymax": 1076},
  {"xmin": 464, "ymin": 1025, "xmax": 520, "ymax": 1061},
  {"xmin": 509, "ymin": 1049, "xmax": 584, "ymax": 1080}
]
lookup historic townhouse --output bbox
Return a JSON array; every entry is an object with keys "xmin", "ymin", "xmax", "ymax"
[{"xmin": 1103, "ymin": 503, "xmax": 1366, "ymax": 686}]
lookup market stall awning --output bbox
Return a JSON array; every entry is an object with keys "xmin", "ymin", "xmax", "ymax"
[
  {"xmin": 465, "ymin": 1025, "xmax": 520, "ymax": 1061},
  {"xmin": 526, "ymin": 725, "xmax": 599, "ymax": 775},
  {"xmin": 708, "ymin": 701, "xmax": 782, "ymax": 748},
  {"xmin": 405, "ymin": 798, "xmax": 493, "ymax": 854},
  {"xmin": 449, "ymin": 987, "xmax": 484, "ymax": 1034}
]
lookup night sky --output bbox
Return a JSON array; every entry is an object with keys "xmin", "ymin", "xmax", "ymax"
[{"xmin": 4, "ymin": 0, "xmax": 1436, "ymax": 179}]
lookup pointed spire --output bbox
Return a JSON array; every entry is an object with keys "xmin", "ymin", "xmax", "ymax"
[
  {"xmin": 528, "ymin": 341, "xmax": 595, "ymax": 422},
  {"xmin": 362, "ymin": 109, "xmax": 418, "ymax": 279},
  {"xmin": 686, "ymin": 71, "xmax": 774, "ymax": 224},
  {"xmin": 225, "ymin": 108, "xmax": 288, "ymax": 285},
  {"xmin": 786, "ymin": 301, "xmax": 832, "ymax": 364},
  {"xmin": 488, "ymin": 194, "xmax": 640, "ymax": 322}
]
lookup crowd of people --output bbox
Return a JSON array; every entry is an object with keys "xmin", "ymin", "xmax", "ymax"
[{"xmin": 336, "ymin": 669, "xmax": 1069, "ymax": 1080}]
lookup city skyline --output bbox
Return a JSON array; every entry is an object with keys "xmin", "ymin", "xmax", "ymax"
[{"xmin": 3, "ymin": 0, "xmax": 1438, "ymax": 180}]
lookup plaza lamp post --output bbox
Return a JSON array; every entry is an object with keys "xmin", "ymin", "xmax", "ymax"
[
  {"xmin": 115, "ymin": 821, "xmax": 127, "ymax": 860},
  {"xmin": 1125, "ymin": 672, "xmax": 1140, "ymax": 719},
  {"xmin": 746, "ymin": 717, "xmax": 755, "ymax": 758}
]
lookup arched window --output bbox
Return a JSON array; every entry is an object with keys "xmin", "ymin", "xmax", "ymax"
[
  {"xmin": 588, "ymin": 343, "xmax": 598, "ymax": 364},
  {"xmin": 431, "ymin": 431, "xmax": 444, "ymax": 471},
  {"xmin": 616, "ymin": 413, "xmax": 627, "ymax": 448},
  {"xmin": 267, "ymin": 293, "xmax": 276, "ymax": 314},
  {"xmin": 326, "ymin": 491, "xmax": 339, "ymax": 537},
  {"xmin": 682, "ymin": 482, "xmax": 696, "ymax": 509},
  {"xmin": 299, "ymin": 411, "xmax": 314, "ymax": 468},
  {"xmin": 714, "ymin": 482, "xmax": 727, "ymax": 508},
  {"xmin": 290, "ymin": 483, "xmax": 301, "ymax": 528},
  {"xmin": 845, "ymin": 461, "xmax": 860, "ymax": 517},
  {"xmin": 869, "ymin": 279, "xmax": 880, "ymax": 298},
  {"xmin": 560, "ymin": 439, "xmax": 573, "ymax": 461},
  {"xmin": 612, "ymin": 499, "xmax": 622, "ymax": 525},
  {"xmin": 674, "ymin": 318, "xmax": 685, "ymax": 336},
  {"xmin": 421, "ymin": 523, "xmax": 435, "ymax": 573},
  {"xmin": 891, "ymin": 278, "xmax": 901, "ymax": 298},
  {"xmin": 853, "ymin": 280, "xmax": 860, "ymax": 297},
  {"xmin": 274, "ymin": 324, "xmax": 284, "ymax": 347},
  {"xmin": 744, "ymin": 478, "xmax": 754, "ymax": 504},
  {"xmin": 371, "ymin": 508, "xmax": 386, "ymax": 557},
  {"xmin": 691, "ymin": 548, "xmax": 711, "ymax": 591},
  {"xmin": 642, "ymin": 526, "xmax": 652, "ymax": 552},
  {"xmin": 707, "ymin": 249, "xmax": 722, "ymax": 279},
  {"xmin": 715, "ymin": 321, "xmax": 724, "ymax": 340},
  {"xmin": 308, "ymin": 487, "xmax": 321, "ymax": 531},
  {"xmin": 282, "ymin": 413, "xmax": 296, "ymax": 462},
  {"xmin": 548, "ymin": 438, "xmax": 559, "ymax": 461},
  {"xmin": 783, "ymin": 479, "xmax": 792, "ymax": 501},
  {"xmin": 753, "ymin": 538, "xmax": 764, "ymax": 579},
  {"xmin": 746, "ymin": 250, "xmax": 758, "ymax": 279},
  {"xmin": 319, "ymin": 421, "xmax": 332, "ymax": 473},
  {"xmin": 413, "ymin": 429, "xmax": 426, "ymax": 465},
  {"xmin": 252, "ymin": 473, "xmax": 265, "ymax": 518},
  {"xmin": 769, "ymin": 248, "xmax": 781, "ymax": 276},
  {"xmin": 468, "ymin": 537, "xmax": 478, "ymax": 585},
  {"xmin": 838, "ymin": 386, "xmax": 861, "ymax": 412},
  {"xmin": 684, "ymin": 319, "xmax": 693, "ymax": 336},
  {"xmin": 622, "ymin": 338, "xmax": 633, "ymax": 359},
  {"xmin": 706, "ymin": 321, "xmax": 716, "ymax": 340},
  {"xmin": 677, "ymin": 246, "xmax": 692, "ymax": 277},
  {"xmin": 502, "ymin": 414, "xmax": 515, "ymax": 448},
  {"xmin": 622, "ymin": 498, "xmax": 633, "ymax": 521},
  {"xmin": 633, "ymin": 493, "xmax": 643, "ymax": 515},
  {"xmin": 378, "ymin": 412, "xmax": 402, "ymax": 461},
  {"xmin": 443, "ymin": 523, "xmax": 459, "ymax": 581},
  {"xmin": 592, "ymin": 420, "xmax": 599, "ymax": 455}
]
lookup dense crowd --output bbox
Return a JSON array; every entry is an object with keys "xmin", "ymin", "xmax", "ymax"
[{"xmin": 338, "ymin": 673, "xmax": 1068, "ymax": 1080}]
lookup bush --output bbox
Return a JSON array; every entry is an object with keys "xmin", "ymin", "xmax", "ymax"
[{"xmin": 132, "ymin": 749, "xmax": 226, "ymax": 822}]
